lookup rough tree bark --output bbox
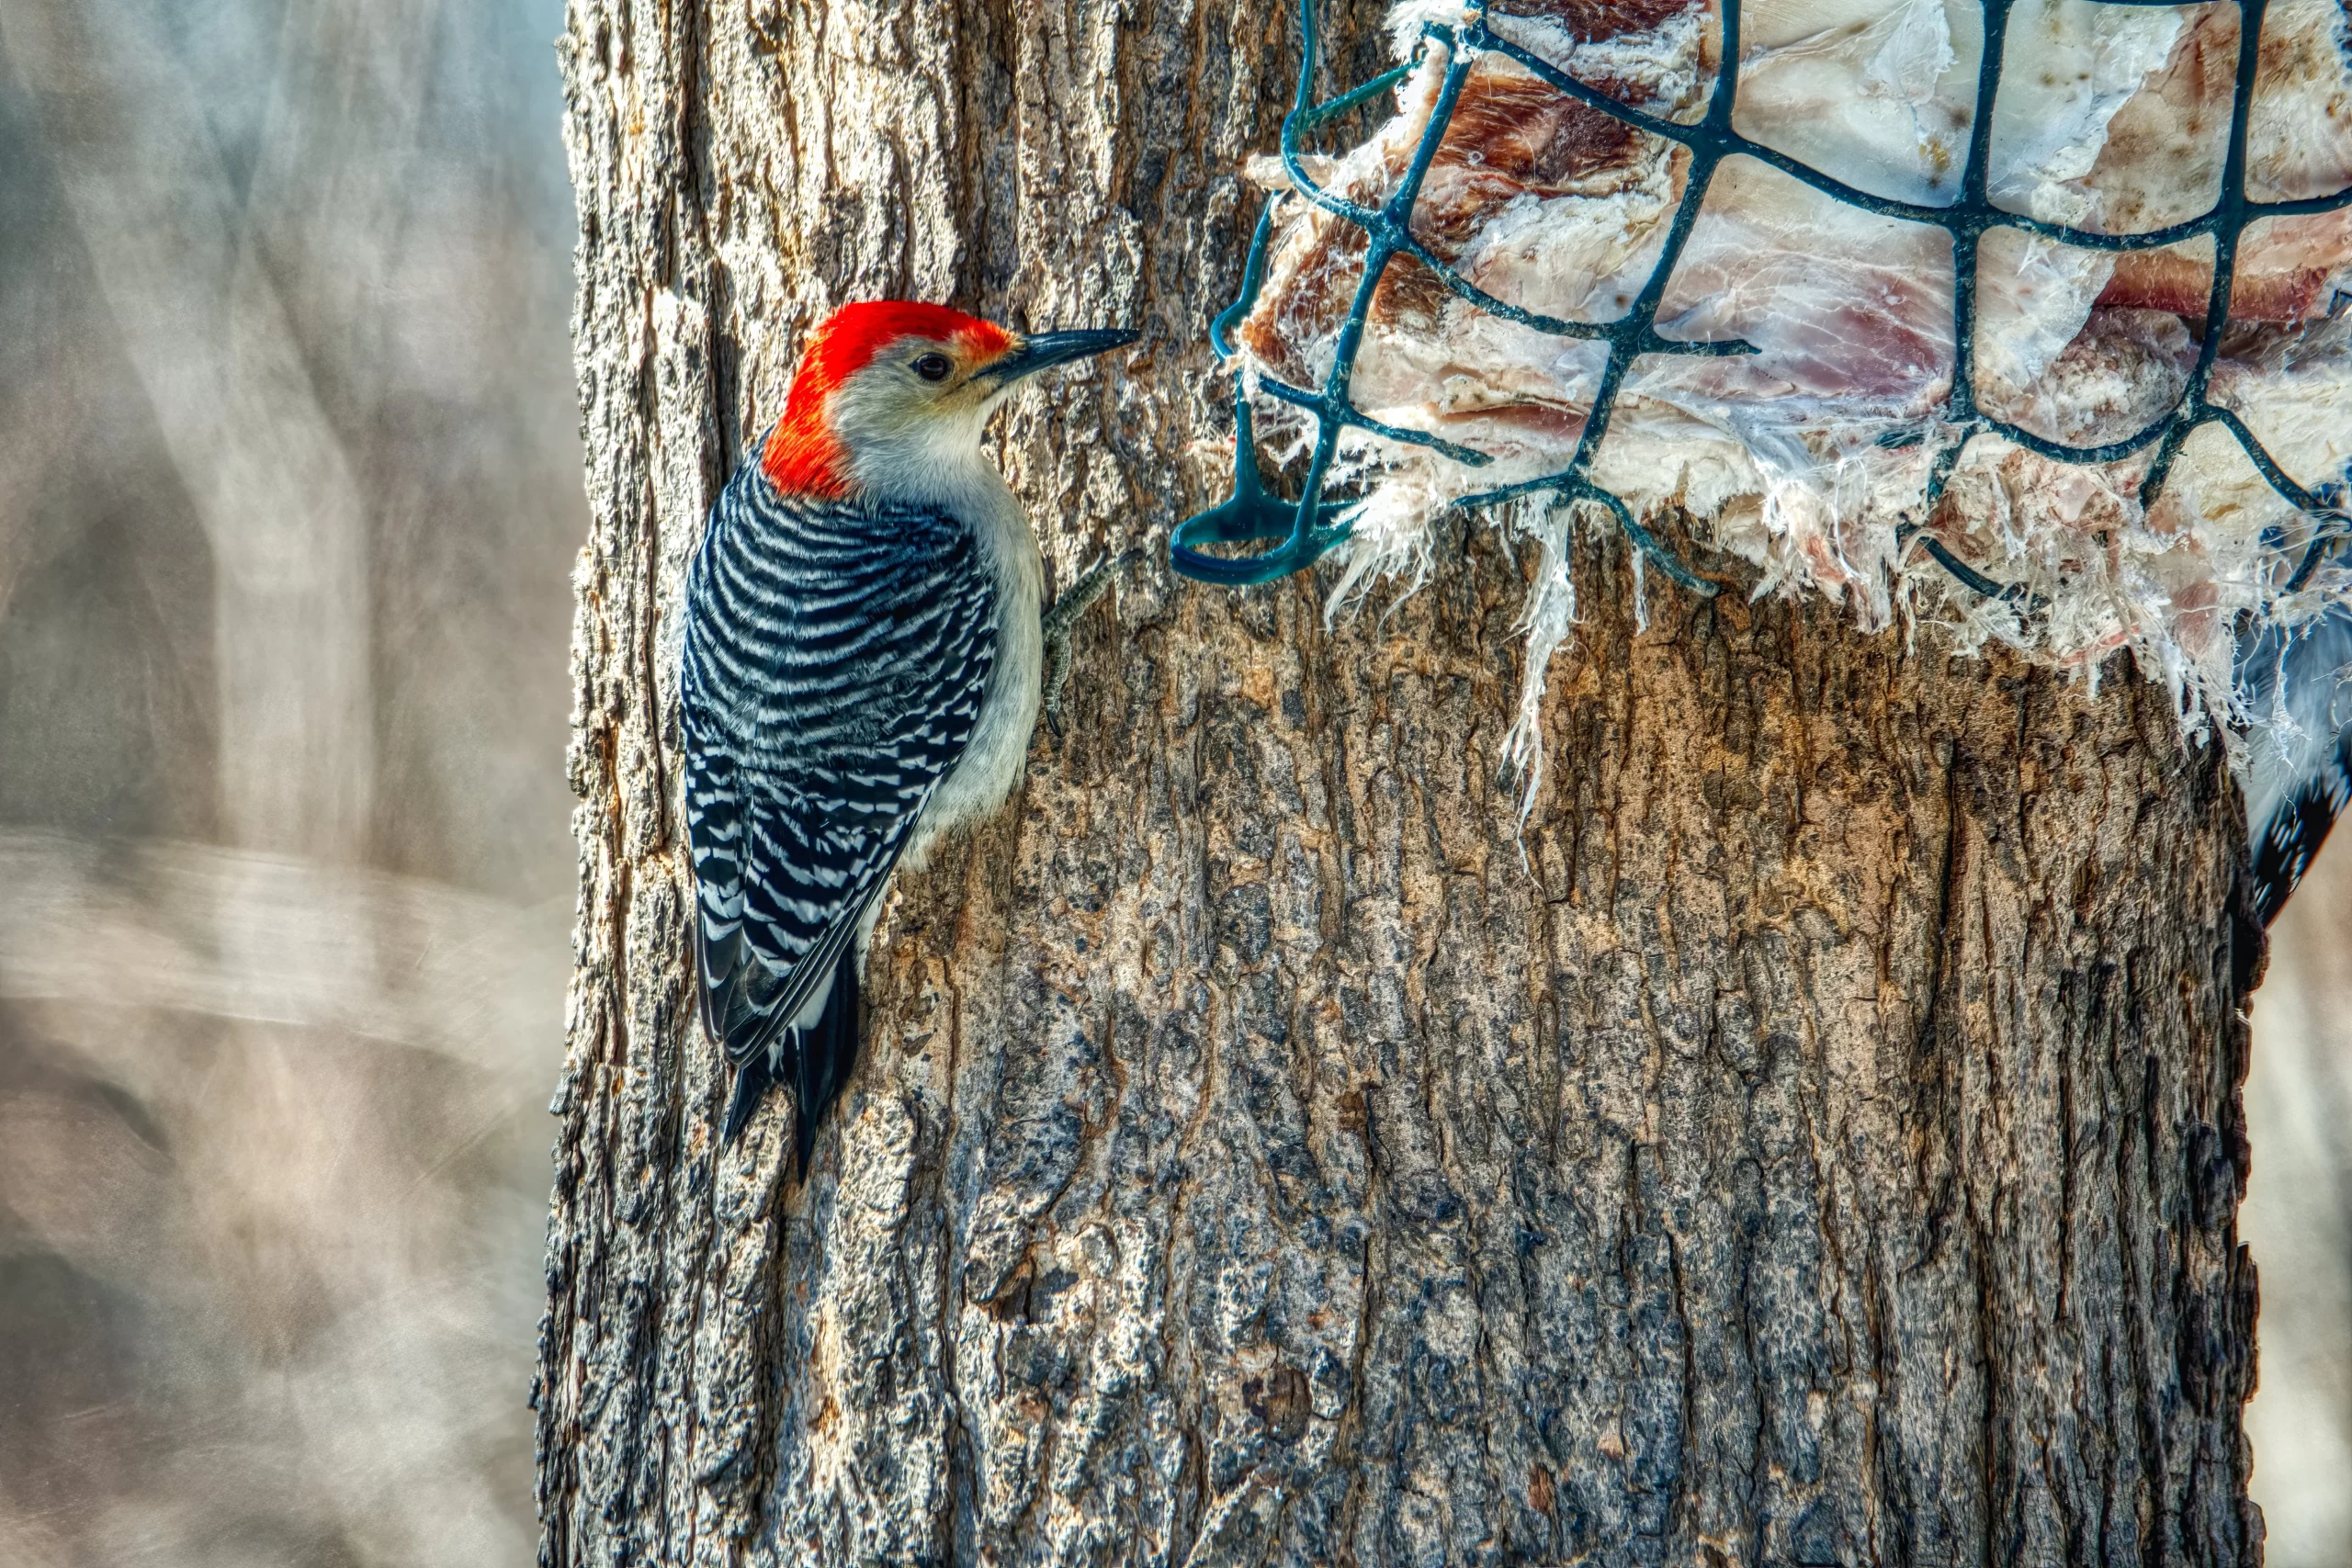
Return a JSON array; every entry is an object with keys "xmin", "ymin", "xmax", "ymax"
[{"xmin": 537, "ymin": 1, "xmax": 2265, "ymax": 1562}]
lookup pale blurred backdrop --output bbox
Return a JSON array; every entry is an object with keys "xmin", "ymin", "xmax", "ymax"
[
  {"xmin": 0, "ymin": 0, "xmax": 576, "ymax": 1562},
  {"xmin": 0, "ymin": 1, "xmax": 2343, "ymax": 1565}
]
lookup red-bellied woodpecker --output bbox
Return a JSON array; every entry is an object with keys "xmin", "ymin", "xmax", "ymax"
[{"xmin": 682, "ymin": 301, "xmax": 1134, "ymax": 1168}]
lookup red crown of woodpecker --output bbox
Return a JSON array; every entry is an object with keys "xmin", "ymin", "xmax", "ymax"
[{"xmin": 761, "ymin": 302, "xmax": 1014, "ymax": 497}]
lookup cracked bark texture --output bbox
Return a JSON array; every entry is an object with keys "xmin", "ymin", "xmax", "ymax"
[{"xmin": 536, "ymin": 0, "xmax": 2265, "ymax": 1562}]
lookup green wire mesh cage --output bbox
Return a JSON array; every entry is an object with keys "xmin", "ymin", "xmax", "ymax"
[{"xmin": 1170, "ymin": 0, "xmax": 2352, "ymax": 605}]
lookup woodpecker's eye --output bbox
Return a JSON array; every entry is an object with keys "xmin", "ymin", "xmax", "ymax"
[{"xmin": 911, "ymin": 353, "xmax": 953, "ymax": 383}]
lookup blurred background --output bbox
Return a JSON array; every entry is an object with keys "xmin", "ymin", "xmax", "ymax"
[
  {"xmin": 0, "ymin": 0, "xmax": 2342, "ymax": 1564},
  {"xmin": 0, "ymin": 0, "xmax": 576, "ymax": 1562}
]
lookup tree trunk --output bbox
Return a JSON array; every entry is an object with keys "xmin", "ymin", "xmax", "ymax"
[{"xmin": 537, "ymin": 2, "xmax": 2265, "ymax": 1562}]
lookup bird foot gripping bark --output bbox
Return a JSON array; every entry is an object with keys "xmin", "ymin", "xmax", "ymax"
[{"xmin": 1042, "ymin": 549, "xmax": 1137, "ymax": 736}]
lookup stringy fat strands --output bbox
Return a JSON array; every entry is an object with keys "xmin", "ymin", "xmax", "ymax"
[{"xmin": 1228, "ymin": 0, "xmax": 2352, "ymax": 838}]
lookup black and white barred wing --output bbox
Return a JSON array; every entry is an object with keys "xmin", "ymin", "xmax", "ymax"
[
  {"xmin": 681, "ymin": 476, "xmax": 998, "ymax": 1066},
  {"xmin": 2243, "ymin": 604, "xmax": 2352, "ymax": 925}
]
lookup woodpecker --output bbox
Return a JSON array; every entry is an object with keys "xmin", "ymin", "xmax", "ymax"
[
  {"xmin": 2242, "ymin": 603, "xmax": 2352, "ymax": 925},
  {"xmin": 682, "ymin": 301, "xmax": 1134, "ymax": 1168}
]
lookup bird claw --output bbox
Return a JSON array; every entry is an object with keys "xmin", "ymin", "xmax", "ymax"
[{"xmin": 1041, "ymin": 549, "xmax": 1136, "ymax": 738}]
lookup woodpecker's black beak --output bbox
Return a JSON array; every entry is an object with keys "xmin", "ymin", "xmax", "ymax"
[{"xmin": 984, "ymin": 327, "xmax": 1136, "ymax": 388}]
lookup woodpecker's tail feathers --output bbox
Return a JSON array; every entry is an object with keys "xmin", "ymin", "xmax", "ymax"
[
  {"xmin": 718, "ymin": 947, "xmax": 863, "ymax": 1176},
  {"xmin": 700, "ymin": 869, "xmax": 890, "ymax": 1165},
  {"xmin": 792, "ymin": 948, "xmax": 860, "ymax": 1175},
  {"xmin": 719, "ymin": 1035, "xmax": 779, "ymax": 1149}
]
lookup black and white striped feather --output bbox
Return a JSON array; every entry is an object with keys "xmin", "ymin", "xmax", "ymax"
[
  {"xmin": 2241, "ymin": 603, "xmax": 2352, "ymax": 925},
  {"xmin": 682, "ymin": 462, "xmax": 998, "ymax": 1162}
]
